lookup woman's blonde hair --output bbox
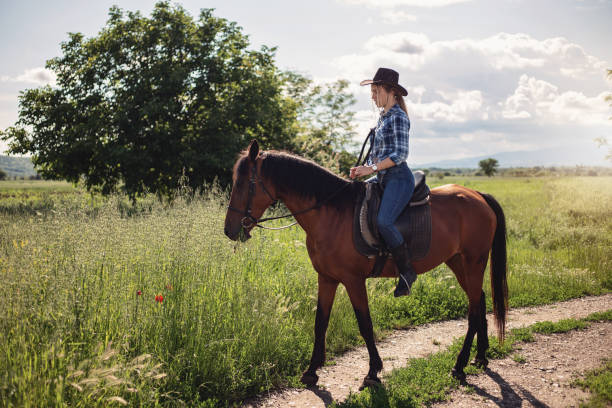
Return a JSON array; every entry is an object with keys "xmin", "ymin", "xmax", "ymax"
[{"xmin": 380, "ymin": 84, "xmax": 409, "ymax": 117}]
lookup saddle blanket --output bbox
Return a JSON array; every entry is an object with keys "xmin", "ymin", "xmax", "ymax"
[{"xmin": 353, "ymin": 171, "xmax": 432, "ymax": 266}]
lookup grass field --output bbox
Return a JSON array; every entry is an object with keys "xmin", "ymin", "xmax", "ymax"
[{"xmin": 1, "ymin": 176, "xmax": 611, "ymax": 407}]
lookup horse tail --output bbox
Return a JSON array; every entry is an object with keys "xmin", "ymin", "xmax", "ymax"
[{"xmin": 478, "ymin": 192, "xmax": 508, "ymax": 343}]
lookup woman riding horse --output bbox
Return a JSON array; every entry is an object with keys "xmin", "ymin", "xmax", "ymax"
[
  {"xmin": 350, "ymin": 67, "xmax": 417, "ymax": 297},
  {"xmin": 224, "ymin": 72, "xmax": 508, "ymax": 390}
]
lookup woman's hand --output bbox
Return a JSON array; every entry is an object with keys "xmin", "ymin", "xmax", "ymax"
[{"xmin": 350, "ymin": 165, "xmax": 375, "ymax": 179}]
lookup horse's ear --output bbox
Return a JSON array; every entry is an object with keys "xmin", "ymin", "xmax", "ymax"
[{"xmin": 248, "ymin": 139, "xmax": 259, "ymax": 162}]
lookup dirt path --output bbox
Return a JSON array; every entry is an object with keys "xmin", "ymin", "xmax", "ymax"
[
  {"xmin": 432, "ymin": 322, "xmax": 611, "ymax": 408},
  {"xmin": 243, "ymin": 294, "xmax": 612, "ymax": 408}
]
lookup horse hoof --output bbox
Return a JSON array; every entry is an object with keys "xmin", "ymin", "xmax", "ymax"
[
  {"xmin": 300, "ymin": 372, "xmax": 318, "ymax": 387},
  {"xmin": 451, "ymin": 368, "xmax": 466, "ymax": 384},
  {"xmin": 359, "ymin": 375, "xmax": 382, "ymax": 391},
  {"xmin": 472, "ymin": 357, "xmax": 489, "ymax": 370}
]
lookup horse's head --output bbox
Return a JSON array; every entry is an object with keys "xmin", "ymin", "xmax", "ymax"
[{"xmin": 224, "ymin": 140, "xmax": 277, "ymax": 241}]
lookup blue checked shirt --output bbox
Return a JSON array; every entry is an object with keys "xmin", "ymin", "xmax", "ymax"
[{"xmin": 367, "ymin": 104, "xmax": 410, "ymax": 174}]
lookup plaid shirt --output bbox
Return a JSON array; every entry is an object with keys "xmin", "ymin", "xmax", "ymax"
[{"xmin": 367, "ymin": 104, "xmax": 410, "ymax": 174}]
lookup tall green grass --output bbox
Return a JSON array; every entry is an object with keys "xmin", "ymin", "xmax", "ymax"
[{"xmin": 0, "ymin": 176, "xmax": 610, "ymax": 406}]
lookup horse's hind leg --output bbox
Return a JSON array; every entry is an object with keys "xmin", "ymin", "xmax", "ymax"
[
  {"xmin": 452, "ymin": 305, "xmax": 479, "ymax": 383},
  {"xmin": 473, "ymin": 290, "xmax": 489, "ymax": 369},
  {"xmin": 446, "ymin": 254, "xmax": 487, "ymax": 383}
]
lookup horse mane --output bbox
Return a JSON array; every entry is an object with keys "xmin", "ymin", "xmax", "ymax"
[{"xmin": 234, "ymin": 150, "xmax": 363, "ymax": 211}]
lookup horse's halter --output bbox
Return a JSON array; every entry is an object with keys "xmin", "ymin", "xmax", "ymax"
[{"xmin": 227, "ymin": 161, "xmax": 277, "ymax": 229}]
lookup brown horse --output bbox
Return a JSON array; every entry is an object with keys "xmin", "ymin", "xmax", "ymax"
[{"xmin": 224, "ymin": 140, "xmax": 508, "ymax": 388}]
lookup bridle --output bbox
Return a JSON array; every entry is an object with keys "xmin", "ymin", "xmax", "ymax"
[
  {"xmin": 226, "ymin": 161, "xmax": 283, "ymax": 230},
  {"xmin": 227, "ymin": 125, "xmax": 377, "ymax": 231},
  {"xmin": 227, "ymin": 129, "xmax": 375, "ymax": 232},
  {"xmin": 226, "ymin": 158, "xmax": 352, "ymax": 231}
]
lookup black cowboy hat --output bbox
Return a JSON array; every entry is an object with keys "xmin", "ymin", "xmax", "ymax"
[{"xmin": 360, "ymin": 67, "xmax": 408, "ymax": 96}]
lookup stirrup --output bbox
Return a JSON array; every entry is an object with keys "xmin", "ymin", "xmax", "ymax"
[{"xmin": 394, "ymin": 273, "xmax": 413, "ymax": 297}]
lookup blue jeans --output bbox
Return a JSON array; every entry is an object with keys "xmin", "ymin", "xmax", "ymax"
[{"xmin": 372, "ymin": 162, "xmax": 415, "ymax": 249}]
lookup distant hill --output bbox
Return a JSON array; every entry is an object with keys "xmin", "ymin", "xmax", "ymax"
[
  {"xmin": 0, "ymin": 155, "xmax": 37, "ymax": 178},
  {"xmin": 416, "ymin": 145, "xmax": 611, "ymax": 168}
]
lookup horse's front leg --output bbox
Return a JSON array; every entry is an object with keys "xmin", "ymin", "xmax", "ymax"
[
  {"xmin": 301, "ymin": 274, "xmax": 338, "ymax": 386},
  {"xmin": 345, "ymin": 279, "xmax": 383, "ymax": 390}
]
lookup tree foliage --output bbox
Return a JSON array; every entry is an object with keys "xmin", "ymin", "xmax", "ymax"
[
  {"xmin": 1, "ymin": 2, "xmax": 303, "ymax": 198},
  {"xmin": 1, "ymin": 2, "xmax": 359, "ymax": 198},
  {"xmin": 479, "ymin": 158, "xmax": 499, "ymax": 177},
  {"xmin": 286, "ymin": 74, "xmax": 358, "ymax": 175},
  {"xmin": 0, "ymin": 168, "xmax": 6, "ymax": 181},
  {"xmin": 596, "ymin": 69, "xmax": 612, "ymax": 162}
]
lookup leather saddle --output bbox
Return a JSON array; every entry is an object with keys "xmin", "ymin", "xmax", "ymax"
[{"xmin": 353, "ymin": 170, "xmax": 432, "ymax": 277}]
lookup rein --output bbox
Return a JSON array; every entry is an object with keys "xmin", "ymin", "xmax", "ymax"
[
  {"xmin": 256, "ymin": 181, "xmax": 351, "ymax": 230},
  {"xmin": 228, "ymin": 129, "xmax": 374, "ymax": 231},
  {"xmin": 355, "ymin": 127, "xmax": 375, "ymax": 167},
  {"xmin": 227, "ymin": 158, "xmax": 350, "ymax": 230}
]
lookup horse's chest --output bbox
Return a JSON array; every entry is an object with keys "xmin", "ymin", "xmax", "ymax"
[{"xmin": 306, "ymin": 236, "xmax": 364, "ymax": 281}]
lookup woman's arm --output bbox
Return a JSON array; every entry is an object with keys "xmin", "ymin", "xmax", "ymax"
[
  {"xmin": 349, "ymin": 157, "xmax": 394, "ymax": 179},
  {"xmin": 350, "ymin": 113, "xmax": 410, "ymax": 179},
  {"xmin": 386, "ymin": 114, "xmax": 410, "ymax": 165}
]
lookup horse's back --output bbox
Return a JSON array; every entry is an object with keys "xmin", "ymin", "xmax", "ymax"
[
  {"xmin": 431, "ymin": 184, "xmax": 495, "ymax": 215},
  {"xmin": 428, "ymin": 184, "xmax": 497, "ymax": 256}
]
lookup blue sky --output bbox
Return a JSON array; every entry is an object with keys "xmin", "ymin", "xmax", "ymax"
[{"xmin": 1, "ymin": 0, "xmax": 611, "ymax": 165}]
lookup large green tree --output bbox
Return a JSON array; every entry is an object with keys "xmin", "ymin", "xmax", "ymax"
[{"xmin": 1, "ymin": 2, "xmax": 301, "ymax": 198}]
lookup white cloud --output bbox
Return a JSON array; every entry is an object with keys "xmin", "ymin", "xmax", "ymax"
[
  {"xmin": 1, "ymin": 67, "xmax": 56, "ymax": 86},
  {"xmin": 332, "ymin": 32, "xmax": 608, "ymax": 86},
  {"xmin": 474, "ymin": 33, "xmax": 607, "ymax": 75},
  {"xmin": 407, "ymin": 85, "xmax": 427, "ymax": 102},
  {"xmin": 339, "ymin": 0, "xmax": 472, "ymax": 7},
  {"xmin": 333, "ymin": 31, "xmax": 611, "ymax": 123},
  {"xmin": 502, "ymin": 74, "xmax": 610, "ymax": 125},
  {"xmin": 380, "ymin": 10, "xmax": 417, "ymax": 24},
  {"xmin": 364, "ymin": 32, "xmax": 428, "ymax": 54},
  {"xmin": 408, "ymin": 90, "xmax": 483, "ymax": 122},
  {"xmin": 351, "ymin": 84, "xmax": 484, "ymax": 126},
  {"xmin": 335, "ymin": 30, "xmax": 611, "ymax": 164},
  {"xmin": 502, "ymin": 75, "xmax": 558, "ymax": 119},
  {"xmin": 352, "ymin": 89, "xmax": 484, "ymax": 144}
]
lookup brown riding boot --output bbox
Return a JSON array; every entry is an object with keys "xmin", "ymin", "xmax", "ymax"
[{"xmin": 391, "ymin": 244, "xmax": 417, "ymax": 297}]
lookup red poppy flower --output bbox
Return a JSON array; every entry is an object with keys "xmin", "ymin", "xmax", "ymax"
[
  {"xmin": 155, "ymin": 294, "xmax": 164, "ymax": 303},
  {"xmin": 137, "ymin": 290, "xmax": 142, "ymax": 296}
]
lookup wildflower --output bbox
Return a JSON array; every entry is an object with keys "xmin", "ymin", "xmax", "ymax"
[
  {"xmin": 155, "ymin": 294, "xmax": 164, "ymax": 303},
  {"xmin": 137, "ymin": 290, "xmax": 142, "ymax": 296}
]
